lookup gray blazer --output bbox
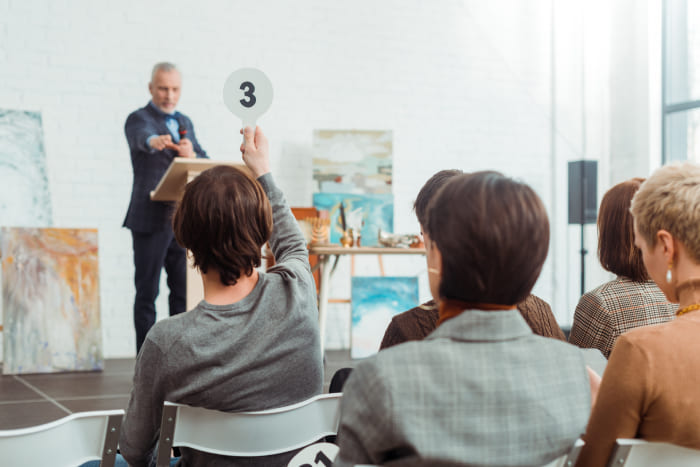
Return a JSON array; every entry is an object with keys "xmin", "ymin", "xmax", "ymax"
[{"xmin": 334, "ymin": 309, "xmax": 591, "ymax": 467}]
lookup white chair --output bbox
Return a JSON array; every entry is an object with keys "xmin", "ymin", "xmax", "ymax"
[
  {"xmin": 0, "ymin": 409, "xmax": 124, "ymax": 467},
  {"xmin": 607, "ymin": 438, "xmax": 700, "ymax": 466},
  {"xmin": 542, "ymin": 438, "xmax": 585, "ymax": 467},
  {"xmin": 156, "ymin": 393, "xmax": 343, "ymax": 466}
]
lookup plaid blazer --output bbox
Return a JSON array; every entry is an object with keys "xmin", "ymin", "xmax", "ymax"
[
  {"xmin": 334, "ymin": 310, "xmax": 591, "ymax": 467},
  {"xmin": 568, "ymin": 277, "xmax": 676, "ymax": 358}
]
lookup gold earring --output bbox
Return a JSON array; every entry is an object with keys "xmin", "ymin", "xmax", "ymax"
[{"xmin": 666, "ymin": 261, "xmax": 673, "ymax": 284}]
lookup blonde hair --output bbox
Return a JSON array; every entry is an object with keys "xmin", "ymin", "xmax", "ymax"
[{"xmin": 630, "ymin": 162, "xmax": 700, "ymax": 262}]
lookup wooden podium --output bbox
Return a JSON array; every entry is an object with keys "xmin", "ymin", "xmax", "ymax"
[{"xmin": 150, "ymin": 158, "xmax": 246, "ymax": 310}]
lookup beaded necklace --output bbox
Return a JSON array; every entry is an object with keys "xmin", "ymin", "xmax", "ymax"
[{"xmin": 676, "ymin": 304, "xmax": 700, "ymax": 317}]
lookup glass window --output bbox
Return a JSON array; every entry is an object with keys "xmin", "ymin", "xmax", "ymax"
[
  {"xmin": 663, "ymin": 0, "xmax": 700, "ymax": 162},
  {"xmin": 665, "ymin": 108, "xmax": 700, "ymax": 162}
]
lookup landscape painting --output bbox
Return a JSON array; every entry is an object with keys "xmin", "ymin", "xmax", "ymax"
[
  {"xmin": 2, "ymin": 228, "xmax": 103, "ymax": 374},
  {"xmin": 351, "ymin": 276, "xmax": 419, "ymax": 359}
]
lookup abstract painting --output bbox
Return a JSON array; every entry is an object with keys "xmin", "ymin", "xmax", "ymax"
[
  {"xmin": 351, "ymin": 276, "xmax": 419, "ymax": 359},
  {"xmin": 0, "ymin": 109, "xmax": 52, "ymax": 227},
  {"xmin": 2, "ymin": 228, "xmax": 103, "ymax": 374},
  {"xmin": 313, "ymin": 192, "xmax": 393, "ymax": 247},
  {"xmin": 312, "ymin": 130, "xmax": 393, "ymax": 195}
]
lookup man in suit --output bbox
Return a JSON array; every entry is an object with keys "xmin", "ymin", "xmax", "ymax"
[{"xmin": 124, "ymin": 62, "xmax": 208, "ymax": 354}]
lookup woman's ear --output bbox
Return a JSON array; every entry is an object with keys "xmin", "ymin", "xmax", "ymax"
[{"xmin": 656, "ymin": 229, "xmax": 676, "ymax": 262}]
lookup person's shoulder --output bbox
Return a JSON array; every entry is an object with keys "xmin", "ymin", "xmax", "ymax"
[
  {"xmin": 145, "ymin": 311, "xmax": 193, "ymax": 346},
  {"xmin": 620, "ymin": 317, "xmax": 679, "ymax": 343},
  {"xmin": 176, "ymin": 110, "xmax": 194, "ymax": 123},
  {"xmin": 126, "ymin": 104, "xmax": 152, "ymax": 122}
]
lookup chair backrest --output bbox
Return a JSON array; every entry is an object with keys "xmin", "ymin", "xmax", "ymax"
[
  {"xmin": 156, "ymin": 393, "xmax": 343, "ymax": 466},
  {"xmin": 541, "ymin": 438, "xmax": 585, "ymax": 467},
  {"xmin": 608, "ymin": 439, "xmax": 700, "ymax": 466},
  {"xmin": 0, "ymin": 409, "xmax": 123, "ymax": 467}
]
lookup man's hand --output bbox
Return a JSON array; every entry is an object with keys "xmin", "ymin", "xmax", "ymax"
[
  {"xmin": 240, "ymin": 126, "xmax": 271, "ymax": 178},
  {"xmin": 148, "ymin": 134, "xmax": 179, "ymax": 151},
  {"xmin": 175, "ymin": 138, "xmax": 195, "ymax": 158}
]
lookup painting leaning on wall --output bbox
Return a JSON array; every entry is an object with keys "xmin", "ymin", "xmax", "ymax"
[{"xmin": 2, "ymin": 228, "xmax": 103, "ymax": 375}]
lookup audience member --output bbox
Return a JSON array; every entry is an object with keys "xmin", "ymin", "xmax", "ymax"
[
  {"xmin": 380, "ymin": 170, "xmax": 566, "ymax": 350},
  {"xmin": 118, "ymin": 127, "xmax": 323, "ymax": 466},
  {"xmin": 569, "ymin": 178, "xmax": 676, "ymax": 358},
  {"xmin": 577, "ymin": 162, "xmax": 700, "ymax": 466},
  {"xmin": 333, "ymin": 171, "xmax": 596, "ymax": 467}
]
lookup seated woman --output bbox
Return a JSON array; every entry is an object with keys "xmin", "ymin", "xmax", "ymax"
[
  {"xmin": 569, "ymin": 178, "xmax": 676, "ymax": 358},
  {"xmin": 333, "ymin": 171, "xmax": 596, "ymax": 467},
  {"xmin": 118, "ymin": 127, "xmax": 323, "ymax": 466},
  {"xmin": 380, "ymin": 169, "xmax": 565, "ymax": 350},
  {"xmin": 577, "ymin": 162, "xmax": 700, "ymax": 466}
]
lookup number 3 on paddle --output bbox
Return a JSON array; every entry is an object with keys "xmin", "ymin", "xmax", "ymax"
[
  {"xmin": 239, "ymin": 81, "xmax": 256, "ymax": 108},
  {"xmin": 223, "ymin": 68, "xmax": 273, "ymax": 130}
]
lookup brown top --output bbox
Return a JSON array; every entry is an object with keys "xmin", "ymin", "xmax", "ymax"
[
  {"xmin": 379, "ymin": 294, "xmax": 565, "ymax": 350},
  {"xmin": 577, "ymin": 312, "xmax": 700, "ymax": 467}
]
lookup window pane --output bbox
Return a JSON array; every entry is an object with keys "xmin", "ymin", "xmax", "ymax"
[
  {"xmin": 665, "ymin": 108, "xmax": 700, "ymax": 161},
  {"xmin": 665, "ymin": 0, "xmax": 700, "ymax": 104}
]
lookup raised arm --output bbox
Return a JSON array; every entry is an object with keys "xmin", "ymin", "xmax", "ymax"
[{"xmin": 240, "ymin": 126, "xmax": 309, "ymax": 268}]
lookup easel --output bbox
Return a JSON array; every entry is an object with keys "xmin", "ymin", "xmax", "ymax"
[{"xmin": 308, "ymin": 245, "xmax": 426, "ymax": 355}]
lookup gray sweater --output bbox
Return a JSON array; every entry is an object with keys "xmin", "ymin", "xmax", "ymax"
[{"xmin": 119, "ymin": 173, "xmax": 323, "ymax": 467}]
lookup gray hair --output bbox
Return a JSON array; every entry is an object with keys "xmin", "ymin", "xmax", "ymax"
[{"xmin": 151, "ymin": 62, "xmax": 179, "ymax": 81}]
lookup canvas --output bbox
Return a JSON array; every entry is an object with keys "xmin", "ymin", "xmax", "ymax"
[
  {"xmin": 351, "ymin": 276, "xmax": 419, "ymax": 359},
  {"xmin": 0, "ymin": 109, "xmax": 52, "ymax": 227},
  {"xmin": 2, "ymin": 228, "xmax": 103, "ymax": 374},
  {"xmin": 313, "ymin": 192, "xmax": 393, "ymax": 247},
  {"xmin": 312, "ymin": 129, "xmax": 393, "ymax": 195}
]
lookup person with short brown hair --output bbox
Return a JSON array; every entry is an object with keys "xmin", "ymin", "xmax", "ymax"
[
  {"xmin": 172, "ymin": 166, "xmax": 273, "ymax": 286},
  {"xmin": 380, "ymin": 169, "xmax": 565, "ymax": 350},
  {"xmin": 334, "ymin": 171, "xmax": 595, "ymax": 467},
  {"xmin": 577, "ymin": 162, "xmax": 700, "ymax": 466},
  {"xmin": 569, "ymin": 178, "xmax": 676, "ymax": 358},
  {"xmin": 119, "ymin": 127, "xmax": 323, "ymax": 467}
]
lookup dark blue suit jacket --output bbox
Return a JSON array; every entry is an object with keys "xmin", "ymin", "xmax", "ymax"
[{"xmin": 123, "ymin": 102, "xmax": 207, "ymax": 233}]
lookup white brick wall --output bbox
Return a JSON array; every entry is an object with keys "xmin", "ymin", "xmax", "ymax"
[{"xmin": 0, "ymin": 0, "xmax": 659, "ymax": 357}]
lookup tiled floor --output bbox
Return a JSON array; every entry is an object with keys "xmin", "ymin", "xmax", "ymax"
[{"xmin": 0, "ymin": 350, "xmax": 355, "ymax": 430}]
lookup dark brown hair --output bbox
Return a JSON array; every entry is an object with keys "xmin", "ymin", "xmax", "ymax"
[
  {"xmin": 425, "ymin": 171, "xmax": 549, "ymax": 305},
  {"xmin": 413, "ymin": 169, "xmax": 463, "ymax": 228},
  {"xmin": 172, "ymin": 166, "xmax": 273, "ymax": 286},
  {"xmin": 598, "ymin": 177, "xmax": 648, "ymax": 281}
]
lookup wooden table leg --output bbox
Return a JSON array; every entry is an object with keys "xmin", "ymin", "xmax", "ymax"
[{"xmin": 317, "ymin": 254, "xmax": 333, "ymax": 356}]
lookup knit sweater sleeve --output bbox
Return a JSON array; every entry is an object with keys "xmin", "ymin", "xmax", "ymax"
[
  {"xmin": 256, "ymin": 173, "xmax": 310, "ymax": 273},
  {"xmin": 517, "ymin": 294, "xmax": 566, "ymax": 341}
]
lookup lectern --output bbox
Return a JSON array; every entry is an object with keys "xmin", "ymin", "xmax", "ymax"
[{"xmin": 150, "ymin": 158, "xmax": 247, "ymax": 310}]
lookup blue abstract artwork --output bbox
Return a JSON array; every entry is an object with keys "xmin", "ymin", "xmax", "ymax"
[
  {"xmin": 351, "ymin": 276, "xmax": 419, "ymax": 359},
  {"xmin": 313, "ymin": 192, "xmax": 393, "ymax": 247},
  {"xmin": 0, "ymin": 109, "xmax": 52, "ymax": 227}
]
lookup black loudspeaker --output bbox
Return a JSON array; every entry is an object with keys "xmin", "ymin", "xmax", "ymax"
[{"xmin": 568, "ymin": 160, "xmax": 598, "ymax": 225}]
